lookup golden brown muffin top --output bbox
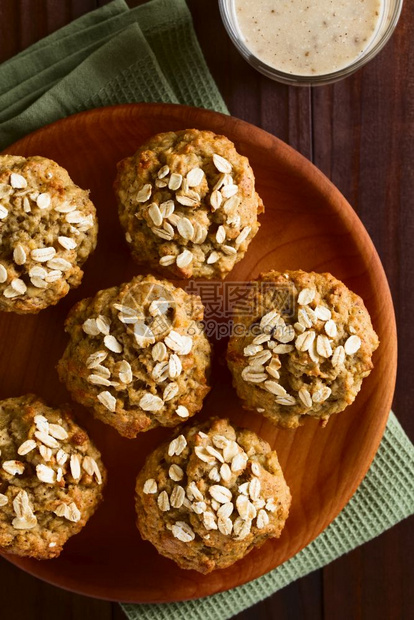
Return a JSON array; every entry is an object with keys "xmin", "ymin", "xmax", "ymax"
[
  {"xmin": 136, "ymin": 418, "xmax": 290, "ymax": 573},
  {"xmin": 0, "ymin": 154, "xmax": 97, "ymax": 313},
  {"xmin": 115, "ymin": 129, "xmax": 263, "ymax": 279},
  {"xmin": 0, "ymin": 394, "xmax": 105, "ymax": 559},
  {"xmin": 58, "ymin": 275, "xmax": 211, "ymax": 437},
  {"xmin": 227, "ymin": 270, "xmax": 379, "ymax": 428}
]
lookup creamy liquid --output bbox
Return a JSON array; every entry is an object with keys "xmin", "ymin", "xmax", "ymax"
[{"xmin": 235, "ymin": 0, "xmax": 384, "ymax": 76}]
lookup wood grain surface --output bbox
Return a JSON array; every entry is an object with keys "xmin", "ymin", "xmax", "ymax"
[{"xmin": 0, "ymin": 0, "xmax": 412, "ymax": 619}]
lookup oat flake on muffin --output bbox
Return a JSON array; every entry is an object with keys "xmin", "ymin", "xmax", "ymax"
[
  {"xmin": 114, "ymin": 129, "xmax": 264, "ymax": 279},
  {"xmin": 0, "ymin": 155, "xmax": 97, "ymax": 313},
  {"xmin": 57, "ymin": 275, "xmax": 211, "ymax": 438},
  {"xmin": 135, "ymin": 418, "xmax": 291, "ymax": 573},
  {"xmin": 227, "ymin": 270, "xmax": 380, "ymax": 428},
  {"xmin": 0, "ymin": 395, "xmax": 105, "ymax": 559}
]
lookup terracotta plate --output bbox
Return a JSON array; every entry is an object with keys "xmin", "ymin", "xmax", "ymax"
[{"xmin": 0, "ymin": 104, "xmax": 396, "ymax": 602}]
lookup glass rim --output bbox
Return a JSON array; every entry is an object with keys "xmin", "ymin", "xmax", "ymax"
[{"xmin": 218, "ymin": 0, "xmax": 404, "ymax": 86}]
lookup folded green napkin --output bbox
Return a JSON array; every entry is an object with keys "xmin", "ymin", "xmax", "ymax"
[
  {"xmin": 0, "ymin": 1, "xmax": 413, "ymax": 618},
  {"xmin": 0, "ymin": 0, "xmax": 227, "ymax": 149}
]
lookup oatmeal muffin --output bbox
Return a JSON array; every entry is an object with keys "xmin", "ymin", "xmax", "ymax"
[
  {"xmin": 135, "ymin": 418, "xmax": 291, "ymax": 573},
  {"xmin": 114, "ymin": 129, "xmax": 263, "ymax": 279},
  {"xmin": 0, "ymin": 394, "xmax": 105, "ymax": 559},
  {"xmin": 57, "ymin": 274, "xmax": 211, "ymax": 438},
  {"xmin": 227, "ymin": 270, "xmax": 379, "ymax": 428},
  {"xmin": 0, "ymin": 154, "xmax": 97, "ymax": 313}
]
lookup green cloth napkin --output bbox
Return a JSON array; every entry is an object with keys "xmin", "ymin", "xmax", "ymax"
[
  {"xmin": 0, "ymin": 1, "xmax": 413, "ymax": 618},
  {"xmin": 0, "ymin": 0, "xmax": 227, "ymax": 149}
]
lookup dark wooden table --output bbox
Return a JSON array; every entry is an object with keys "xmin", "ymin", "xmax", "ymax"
[{"xmin": 0, "ymin": 1, "xmax": 413, "ymax": 618}]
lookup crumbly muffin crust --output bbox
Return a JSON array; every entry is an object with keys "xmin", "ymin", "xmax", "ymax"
[
  {"xmin": 0, "ymin": 155, "xmax": 97, "ymax": 313},
  {"xmin": 227, "ymin": 270, "xmax": 379, "ymax": 428},
  {"xmin": 135, "ymin": 418, "xmax": 291, "ymax": 573},
  {"xmin": 114, "ymin": 129, "xmax": 263, "ymax": 279},
  {"xmin": 57, "ymin": 275, "xmax": 211, "ymax": 438},
  {"xmin": 0, "ymin": 395, "xmax": 105, "ymax": 559}
]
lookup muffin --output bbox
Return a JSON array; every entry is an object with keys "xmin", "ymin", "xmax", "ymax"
[
  {"xmin": 57, "ymin": 274, "xmax": 211, "ymax": 438},
  {"xmin": 227, "ymin": 270, "xmax": 379, "ymax": 428},
  {"xmin": 114, "ymin": 129, "xmax": 263, "ymax": 279},
  {"xmin": 0, "ymin": 155, "xmax": 97, "ymax": 313},
  {"xmin": 135, "ymin": 418, "xmax": 291, "ymax": 573},
  {"xmin": 0, "ymin": 395, "xmax": 105, "ymax": 559}
]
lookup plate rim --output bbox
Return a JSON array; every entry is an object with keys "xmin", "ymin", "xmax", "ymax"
[{"xmin": 0, "ymin": 102, "xmax": 397, "ymax": 603}]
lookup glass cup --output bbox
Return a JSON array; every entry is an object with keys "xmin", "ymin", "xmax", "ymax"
[{"xmin": 219, "ymin": 0, "xmax": 403, "ymax": 86}]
